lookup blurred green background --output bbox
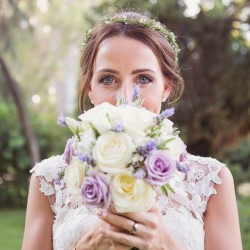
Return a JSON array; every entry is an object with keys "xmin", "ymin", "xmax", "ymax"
[{"xmin": 0, "ymin": 0, "xmax": 249, "ymax": 249}]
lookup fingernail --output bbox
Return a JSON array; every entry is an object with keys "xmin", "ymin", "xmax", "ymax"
[
  {"xmin": 99, "ymin": 227, "xmax": 106, "ymax": 235},
  {"xmin": 97, "ymin": 209, "xmax": 103, "ymax": 217}
]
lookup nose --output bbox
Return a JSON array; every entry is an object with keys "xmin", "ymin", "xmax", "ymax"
[{"xmin": 117, "ymin": 81, "xmax": 135, "ymax": 104}]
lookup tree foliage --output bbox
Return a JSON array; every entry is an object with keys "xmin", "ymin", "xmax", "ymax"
[
  {"xmin": 0, "ymin": 0, "xmax": 249, "ymax": 206},
  {"xmin": 89, "ymin": 0, "xmax": 250, "ymax": 158}
]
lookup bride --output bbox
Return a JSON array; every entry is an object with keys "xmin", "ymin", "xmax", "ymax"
[{"xmin": 22, "ymin": 11, "xmax": 242, "ymax": 250}]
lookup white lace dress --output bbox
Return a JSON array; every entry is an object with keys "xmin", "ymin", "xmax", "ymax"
[{"xmin": 30, "ymin": 154, "xmax": 224, "ymax": 250}]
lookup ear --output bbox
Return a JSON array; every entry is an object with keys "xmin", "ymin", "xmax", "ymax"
[{"xmin": 162, "ymin": 82, "xmax": 172, "ymax": 102}]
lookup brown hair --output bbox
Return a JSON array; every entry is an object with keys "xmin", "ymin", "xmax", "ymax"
[{"xmin": 79, "ymin": 12, "xmax": 184, "ymax": 112}]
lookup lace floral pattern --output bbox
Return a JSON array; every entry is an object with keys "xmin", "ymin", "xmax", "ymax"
[{"xmin": 31, "ymin": 154, "xmax": 224, "ymax": 250}]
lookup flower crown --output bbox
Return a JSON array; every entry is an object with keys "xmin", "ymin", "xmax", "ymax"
[{"xmin": 82, "ymin": 15, "xmax": 180, "ymax": 57}]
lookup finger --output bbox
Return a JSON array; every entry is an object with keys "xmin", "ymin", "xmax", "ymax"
[
  {"xmin": 127, "ymin": 202, "xmax": 162, "ymax": 224},
  {"xmin": 99, "ymin": 227, "xmax": 145, "ymax": 249},
  {"xmin": 97, "ymin": 209, "xmax": 147, "ymax": 236}
]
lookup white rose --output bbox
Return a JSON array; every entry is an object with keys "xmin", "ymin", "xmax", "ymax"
[
  {"xmin": 117, "ymin": 105, "xmax": 155, "ymax": 137},
  {"xmin": 165, "ymin": 136, "xmax": 186, "ymax": 161},
  {"xmin": 111, "ymin": 173, "xmax": 156, "ymax": 213},
  {"xmin": 161, "ymin": 119, "xmax": 174, "ymax": 134},
  {"xmin": 64, "ymin": 158, "xmax": 87, "ymax": 195},
  {"xmin": 78, "ymin": 102, "xmax": 121, "ymax": 134},
  {"xmin": 93, "ymin": 131, "xmax": 135, "ymax": 174}
]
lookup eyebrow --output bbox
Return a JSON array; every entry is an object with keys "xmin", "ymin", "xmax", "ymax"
[
  {"xmin": 131, "ymin": 69, "xmax": 155, "ymax": 74},
  {"xmin": 97, "ymin": 68, "xmax": 156, "ymax": 74}
]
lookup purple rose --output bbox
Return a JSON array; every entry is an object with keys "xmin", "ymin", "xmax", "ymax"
[
  {"xmin": 145, "ymin": 150, "xmax": 176, "ymax": 186},
  {"xmin": 63, "ymin": 138, "xmax": 74, "ymax": 165},
  {"xmin": 81, "ymin": 171, "xmax": 111, "ymax": 209}
]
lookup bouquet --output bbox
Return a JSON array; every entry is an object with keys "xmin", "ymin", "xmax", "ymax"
[{"xmin": 56, "ymin": 88, "xmax": 188, "ymax": 213}]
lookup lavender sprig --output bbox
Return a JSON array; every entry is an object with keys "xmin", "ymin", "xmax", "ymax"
[
  {"xmin": 176, "ymin": 162, "xmax": 190, "ymax": 174},
  {"xmin": 57, "ymin": 114, "xmax": 67, "ymax": 126},
  {"xmin": 54, "ymin": 171, "xmax": 65, "ymax": 185},
  {"xmin": 131, "ymin": 85, "xmax": 140, "ymax": 102},
  {"xmin": 78, "ymin": 153, "xmax": 95, "ymax": 166},
  {"xmin": 112, "ymin": 122, "xmax": 124, "ymax": 132},
  {"xmin": 155, "ymin": 107, "xmax": 175, "ymax": 125},
  {"xmin": 138, "ymin": 139, "xmax": 157, "ymax": 157}
]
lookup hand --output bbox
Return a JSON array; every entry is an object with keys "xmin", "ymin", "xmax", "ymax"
[
  {"xmin": 97, "ymin": 202, "xmax": 184, "ymax": 250},
  {"xmin": 74, "ymin": 219, "xmax": 131, "ymax": 250}
]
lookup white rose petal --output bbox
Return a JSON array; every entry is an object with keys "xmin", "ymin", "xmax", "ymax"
[
  {"xmin": 64, "ymin": 159, "xmax": 87, "ymax": 195},
  {"xmin": 111, "ymin": 173, "xmax": 156, "ymax": 213},
  {"xmin": 79, "ymin": 102, "xmax": 121, "ymax": 134},
  {"xmin": 117, "ymin": 105, "xmax": 155, "ymax": 137},
  {"xmin": 93, "ymin": 131, "xmax": 135, "ymax": 174},
  {"xmin": 165, "ymin": 136, "xmax": 186, "ymax": 161}
]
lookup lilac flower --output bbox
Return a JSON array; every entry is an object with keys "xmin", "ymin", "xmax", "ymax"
[
  {"xmin": 131, "ymin": 85, "xmax": 141, "ymax": 102},
  {"xmin": 177, "ymin": 162, "xmax": 190, "ymax": 174},
  {"xmin": 112, "ymin": 122, "xmax": 124, "ymax": 132},
  {"xmin": 133, "ymin": 168, "xmax": 147, "ymax": 179},
  {"xmin": 138, "ymin": 139, "xmax": 157, "ymax": 157},
  {"xmin": 155, "ymin": 107, "xmax": 175, "ymax": 124},
  {"xmin": 57, "ymin": 114, "xmax": 67, "ymax": 126},
  {"xmin": 145, "ymin": 150, "xmax": 176, "ymax": 185},
  {"xmin": 78, "ymin": 152, "xmax": 94, "ymax": 166},
  {"xmin": 81, "ymin": 171, "xmax": 111, "ymax": 209},
  {"xmin": 54, "ymin": 175, "xmax": 61, "ymax": 185},
  {"xmin": 54, "ymin": 171, "xmax": 64, "ymax": 185},
  {"xmin": 63, "ymin": 139, "xmax": 74, "ymax": 165}
]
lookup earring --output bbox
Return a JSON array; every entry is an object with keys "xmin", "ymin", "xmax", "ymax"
[
  {"xmin": 90, "ymin": 99, "xmax": 94, "ymax": 104},
  {"xmin": 161, "ymin": 97, "xmax": 167, "ymax": 102}
]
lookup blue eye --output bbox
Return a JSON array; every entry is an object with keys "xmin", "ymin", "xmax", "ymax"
[
  {"xmin": 99, "ymin": 76, "xmax": 115, "ymax": 85},
  {"xmin": 138, "ymin": 75, "xmax": 152, "ymax": 84}
]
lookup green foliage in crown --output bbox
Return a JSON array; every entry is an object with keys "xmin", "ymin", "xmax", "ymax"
[{"xmin": 82, "ymin": 15, "xmax": 180, "ymax": 57}]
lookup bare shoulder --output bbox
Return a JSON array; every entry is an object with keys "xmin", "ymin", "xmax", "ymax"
[
  {"xmin": 204, "ymin": 165, "xmax": 243, "ymax": 250},
  {"xmin": 22, "ymin": 171, "xmax": 55, "ymax": 250},
  {"xmin": 206, "ymin": 166, "xmax": 235, "ymax": 210}
]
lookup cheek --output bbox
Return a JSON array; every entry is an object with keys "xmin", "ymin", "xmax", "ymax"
[
  {"xmin": 141, "ymin": 95, "xmax": 162, "ymax": 113},
  {"xmin": 92, "ymin": 89, "xmax": 117, "ymax": 106}
]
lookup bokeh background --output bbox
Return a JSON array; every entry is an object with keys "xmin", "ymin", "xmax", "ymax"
[{"xmin": 0, "ymin": 0, "xmax": 250, "ymax": 249}]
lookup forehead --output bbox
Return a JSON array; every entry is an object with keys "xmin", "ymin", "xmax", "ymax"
[{"xmin": 94, "ymin": 36, "xmax": 160, "ymax": 71}]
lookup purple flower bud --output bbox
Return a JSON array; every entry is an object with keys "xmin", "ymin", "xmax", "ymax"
[
  {"xmin": 138, "ymin": 139, "xmax": 157, "ymax": 156},
  {"xmin": 81, "ymin": 171, "xmax": 111, "ymax": 209},
  {"xmin": 54, "ymin": 175, "xmax": 61, "ymax": 185},
  {"xmin": 177, "ymin": 162, "xmax": 190, "ymax": 174},
  {"xmin": 112, "ymin": 122, "xmax": 124, "ymax": 132},
  {"xmin": 145, "ymin": 150, "xmax": 176, "ymax": 186},
  {"xmin": 63, "ymin": 139, "xmax": 74, "ymax": 165},
  {"xmin": 58, "ymin": 114, "xmax": 67, "ymax": 126},
  {"xmin": 131, "ymin": 85, "xmax": 141, "ymax": 102},
  {"xmin": 78, "ymin": 153, "xmax": 94, "ymax": 166},
  {"xmin": 155, "ymin": 107, "xmax": 175, "ymax": 124},
  {"xmin": 133, "ymin": 168, "xmax": 147, "ymax": 179}
]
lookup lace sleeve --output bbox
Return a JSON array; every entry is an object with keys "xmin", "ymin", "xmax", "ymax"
[
  {"xmin": 183, "ymin": 154, "xmax": 224, "ymax": 219},
  {"xmin": 156, "ymin": 154, "xmax": 224, "ymax": 224},
  {"xmin": 30, "ymin": 155, "xmax": 65, "ymax": 211}
]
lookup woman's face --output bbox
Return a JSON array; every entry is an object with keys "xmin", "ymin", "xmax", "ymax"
[{"xmin": 88, "ymin": 36, "xmax": 171, "ymax": 113}]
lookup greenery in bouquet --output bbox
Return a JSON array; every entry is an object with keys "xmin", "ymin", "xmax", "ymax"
[{"xmin": 56, "ymin": 86, "xmax": 189, "ymax": 213}]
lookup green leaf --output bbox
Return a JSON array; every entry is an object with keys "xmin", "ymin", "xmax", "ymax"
[
  {"xmin": 89, "ymin": 122, "xmax": 100, "ymax": 137},
  {"xmin": 165, "ymin": 183, "xmax": 175, "ymax": 194},
  {"xmin": 161, "ymin": 185, "xmax": 169, "ymax": 196}
]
